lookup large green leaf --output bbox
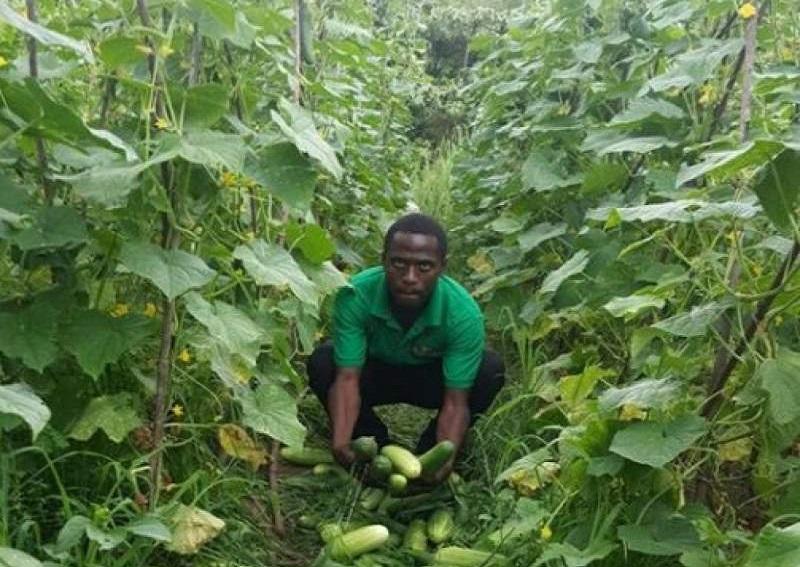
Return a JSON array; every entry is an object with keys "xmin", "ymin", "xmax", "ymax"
[
  {"xmin": 587, "ymin": 199, "xmax": 760, "ymax": 224},
  {"xmin": 125, "ymin": 517, "xmax": 172, "ymax": 542},
  {"xmin": 69, "ymin": 393, "xmax": 142, "ymax": 443},
  {"xmin": 581, "ymin": 131, "xmax": 677, "ymax": 155},
  {"xmin": 0, "ymin": 3, "xmax": 93, "ymax": 62},
  {"xmin": 560, "ymin": 365, "xmax": 615, "ymax": 407},
  {"xmin": 535, "ymin": 541, "xmax": 617, "ymax": 567},
  {"xmin": 604, "ymin": 294, "xmax": 665, "ymax": 318},
  {"xmin": 610, "ymin": 414, "xmax": 706, "ymax": 468},
  {"xmin": 540, "ymin": 250, "xmax": 590, "ymax": 294},
  {"xmin": 756, "ymin": 349, "xmax": 800, "ymax": 425},
  {"xmin": 9, "ymin": 206, "xmax": 88, "ymax": 250},
  {"xmin": 521, "ymin": 153, "xmax": 581, "ymax": 192},
  {"xmin": 652, "ymin": 301, "xmax": 731, "ymax": 337},
  {"xmin": 745, "ymin": 523, "xmax": 800, "ymax": 567},
  {"xmin": 0, "ymin": 547, "xmax": 43, "ymax": 567},
  {"xmin": 518, "ymin": 222, "xmax": 567, "ymax": 252},
  {"xmin": 643, "ymin": 39, "xmax": 743, "ymax": 93},
  {"xmin": 119, "ymin": 241, "xmax": 216, "ymax": 300},
  {"xmin": 301, "ymin": 260, "xmax": 348, "ymax": 297},
  {"xmin": 599, "ymin": 379, "xmax": 679, "ymax": 412},
  {"xmin": 618, "ymin": 513, "xmax": 700, "ymax": 556},
  {"xmin": 236, "ymin": 383, "xmax": 306, "ymax": 448},
  {"xmin": 676, "ymin": 139, "xmax": 785, "ymax": 187},
  {"xmin": 233, "ymin": 240, "xmax": 317, "ymax": 305},
  {"xmin": 180, "ymin": 84, "xmax": 229, "ymax": 129},
  {"xmin": 97, "ymin": 36, "xmax": 144, "ymax": 68},
  {"xmin": 609, "ymin": 98, "xmax": 685, "ymax": 127},
  {"xmin": 185, "ymin": 292, "xmax": 267, "ymax": 366},
  {"xmin": 61, "ymin": 311, "xmax": 153, "ymax": 379},
  {"xmin": 0, "ymin": 383, "xmax": 50, "ymax": 440},
  {"xmin": 0, "ymin": 301, "xmax": 59, "ymax": 372},
  {"xmin": 272, "ymin": 99, "xmax": 343, "ymax": 180},
  {"xmin": 752, "ymin": 149, "xmax": 800, "ymax": 232},
  {"xmin": 245, "ymin": 143, "xmax": 317, "ymax": 209},
  {"xmin": 286, "ymin": 223, "xmax": 335, "ymax": 264},
  {"xmin": 175, "ymin": 130, "xmax": 246, "ymax": 172}
]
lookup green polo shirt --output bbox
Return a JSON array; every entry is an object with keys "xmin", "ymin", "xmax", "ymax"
[{"xmin": 332, "ymin": 266, "xmax": 485, "ymax": 389}]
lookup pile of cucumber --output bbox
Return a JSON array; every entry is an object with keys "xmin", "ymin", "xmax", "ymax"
[{"xmin": 282, "ymin": 438, "xmax": 508, "ymax": 566}]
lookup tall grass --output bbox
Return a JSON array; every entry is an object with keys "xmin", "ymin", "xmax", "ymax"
[{"xmin": 411, "ymin": 142, "xmax": 458, "ymax": 227}]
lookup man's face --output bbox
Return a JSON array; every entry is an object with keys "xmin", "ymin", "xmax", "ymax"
[{"xmin": 384, "ymin": 231, "xmax": 444, "ymax": 308}]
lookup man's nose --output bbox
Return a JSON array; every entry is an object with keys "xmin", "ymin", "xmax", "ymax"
[{"xmin": 402, "ymin": 266, "xmax": 419, "ymax": 284}]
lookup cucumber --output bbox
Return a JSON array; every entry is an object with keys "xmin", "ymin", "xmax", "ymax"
[
  {"xmin": 370, "ymin": 454, "xmax": 393, "ymax": 481},
  {"xmin": 380, "ymin": 445, "xmax": 421, "ymax": 479},
  {"xmin": 280, "ymin": 446, "xmax": 333, "ymax": 466},
  {"xmin": 351, "ymin": 436, "xmax": 378, "ymax": 461},
  {"xmin": 419, "ymin": 440, "xmax": 455, "ymax": 476},
  {"xmin": 427, "ymin": 509, "xmax": 455, "ymax": 544},
  {"xmin": 403, "ymin": 519, "xmax": 428, "ymax": 552},
  {"xmin": 360, "ymin": 487, "xmax": 386, "ymax": 511},
  {"xmin": 312, "ymin": 463, "xmax": 349, "ymax": 479},
  {"xmin": 388, "ymin": 473, "xmax": 407, "ymax": 495},
  {"xmin": 328, "ymin": 525, "xmax": 389, "ymax": 562}
]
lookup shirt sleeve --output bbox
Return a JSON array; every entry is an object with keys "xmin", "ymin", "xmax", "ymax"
[
  {"xmin": 443, "ymin": 314, "xmax": 485, "ymax": 389},
  {"xmin": 332, "ymin": 286, "xmax": 368, "ymax": 368}
]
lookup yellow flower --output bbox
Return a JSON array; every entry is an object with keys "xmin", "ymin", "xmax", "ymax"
[
  {"xmin": 158, "ymin": 43, "xmax": 174, "ymax": 58},
  {"xmin": 738, "ymin": 2, "xmax": 757, "ymax": 19},
  {"xmin": 219, "ymin": 170, "xmax": 238, "ymax": 189},
  {"xmin": 0, "ymin": 55, "xmax": 7, "ymax": 68},
  {"xmin": 171, "ymin": 403, "xmax": 184, "ymax": 418},
  {"xmin": 698, "ymin": 84, "xmax": 716, "ymax": 106},
  {"xmin": 135, "ymin": 43, "xmax": 154, "ymax": 56},
  {"xmin": 110, "ymin": 303, "xmax": 129, "ymax": 318},
  {"xmin": 143, "ymin": 302, "xmax": 158, "ymax": 318},
  {"xmin": 154, "ymin": 116, "xmax": 170, "ymax": 130},
  {"xmin": 177, "ymin": 348, "xmax": 192, "ymax": 364},
  {"xmin": 619, "ymin": 404, "xmax": 647, "ymax": 421},
  {"xmin": 540, "ymin": 525, "xmax": 553, "ymax": 541}
]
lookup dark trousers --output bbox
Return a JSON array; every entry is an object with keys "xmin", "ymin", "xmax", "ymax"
[{"xmin": 307, "ymin": 342, "xmax": 505, "ymax": 453}]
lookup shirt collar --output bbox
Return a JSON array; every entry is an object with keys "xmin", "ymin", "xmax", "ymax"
[{"xmin": 370, "ymin": 268, "xmax": 444, "ymax": 329}]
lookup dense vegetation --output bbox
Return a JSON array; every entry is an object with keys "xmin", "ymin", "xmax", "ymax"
[{"xmin": 1, "ymin": 0, "xmax": 800, "ymax": 565}]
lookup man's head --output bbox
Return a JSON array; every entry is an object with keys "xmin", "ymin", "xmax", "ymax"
[{"xmin": 382, "ymin": 213, "xmax": 447, "ymax": 308}]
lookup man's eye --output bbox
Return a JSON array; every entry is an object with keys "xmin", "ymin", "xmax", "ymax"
[
  {"xmin": 419, "ymin": 263, "xmax": 432, "ymax": 272},
  {"xmin": 391, "ymin": 259, "xmax": 406, "ymax": 269}
]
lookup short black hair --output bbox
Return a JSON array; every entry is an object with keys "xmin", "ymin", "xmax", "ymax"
[{"xmin": 383, "ymin": 213, "xmax": 448, "ymax": 260}]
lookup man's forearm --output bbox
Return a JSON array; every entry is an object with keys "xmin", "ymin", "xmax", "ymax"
[
  {"xmin": 328, "ymin": 370, "xmax": 361, "ymax": 452},
  {"xmin": 436, "ymin": 401, "xmax": 469, "ymax": 452}
]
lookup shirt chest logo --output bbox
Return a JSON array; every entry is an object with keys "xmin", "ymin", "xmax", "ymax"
[{"xmin": 411, "ymin": 341, "xmax": 443, "ymax": 358}]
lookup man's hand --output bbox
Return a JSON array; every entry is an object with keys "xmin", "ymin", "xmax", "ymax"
[
  {"xmin": 421, "ymin": 459, "xmax": 453, "ymax": 485},
  {"xmin": 332, "ymin": 444, "xmax": 356, "ymax": 468}
]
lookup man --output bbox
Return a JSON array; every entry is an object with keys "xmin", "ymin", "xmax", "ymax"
[{"xmin": 307, "ymin": 213, "xmax": 504, "ymax": 481}]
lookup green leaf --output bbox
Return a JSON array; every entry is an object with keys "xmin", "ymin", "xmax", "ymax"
[
  {"xmin": 0, "ymin": 3, "xmax": 94, "ymax": 63},
  {"xmin": 61, "ymin": 311, "xmax": 153, "ymax": 379},
  {"xmin": 487, "ymin": 498, "xmax": 548, "ymax": 547},
  {"xmin": 676, "ymin": 140, "xmax": 785, "ymax": 187},
  {"xmin": 582, "ymin": 162, "xmax": 629, "ymax": 195},
  {"xmin": 753, "ymin": 149, "xmax": 800, "ymax": 232},
  {"xmin": 652, "ymin": 301, "xmax": 730, "ymax": 337},
  {"xmin": 587, "ymin": 200, "xmax": 760, "ymax": 224},
  {"xmin": 233, "ymin": 240, "xmax": 317, "ymax": 305},
  {"xmin": 286, "ymin": 223, "xmax": 335, "ymax": 264},
  {"xmin": 0, "ymin": 383, "xmax": 50, "ymax": 440},
  {"xmin": 746, "ymin": 522, "xmax": 800, "ymax": 567},
  {"xmin": 53, "ymin": 516, "xmax": 91, "ymax": 554},
  {"xmin": 581, "ymin": 132, "xmax": 678, "ymax": 155},
  {"xmin": 85, "ymin": 525, "xmax": 126, "ymax": 550},
  {"xmin": 535, "ymin": 541, "xmax": 617, "ymax": 567},
  {"xmin": 490, "ymin": 214, "xmax": 526, "ymax": 234},
  {"xmin": 245, "ymin": 143, "xmax": 317, "ymax": 210},
  {"xmin": 236, "ymin": 383, "xmax": 306, "ymax": 448},
  {"xmin": 521, "ymin": 153, "xmax": 581, "ymax": 192},
  {"xmin": 643, "ymin": 39, "xmax": 743, "ymax": 93},
  {"xmin": 97, "ymin": 36, "xmax": 145, "ymax": 68},
  {"xmin": 756, "ymin": 349, "xmax": 800, "ymax": 425},
  {"xmin": 272, "ymin": 99, "xmax": 343, "ymax": 180},
  {"xmin": 599, "ymin": 378, "xmax": 679, "ymax": 412},
  {"xmin": 540, "ymin": 250, "xmax": 590, "ymax": 294},
  {"xmin": 610, "ymin": 414, "xmax": 706, "ymax": 468},
  {"xmin": 604, "ymin": 294, "xmax": 665, "ymax": 318},
  {"xmin": 119, "ymin": 241, "xmax": 216, "ymax": 300},
  {"xmin": 0, "ymin": 302, "xmax": 59, "ymax": 372},
  {"xmin": 180, "ymin": 84, "xmax": 229, "ymax": 129},
  {"xmin": 301, "ymin": 260, "xmax": 348, "ymax": 297},
  {"xmin": 560, "ymin": 365, "xmax": 615, "ymax": 407},
  {"xmin": 609, "ymin": 98, "xmax": 685, "ymax": 127},
  {"xmin": 185, "ymin": 0, "xmax": 236, "ymax": 38},
  {"xmin": 125, "ymin": 517, "xmax": 172, "ymax": 542},
  {"xmin": 618, "ymin": 515, "xmax": 700, "ymax": 556},
  {"xmin": 69, "ymin": 393, "xmax": 142, "ymax": 443},
  {"xmin": 0, "ymin": 547, "xmax": 43, "ymax": 567},
  {"xmin": 9, "ymin": 206, "xmax": 87, "ymax": 250},
  {"xmin": 518, "ymin": 222, "xmax": 567, "ymax": 252},
  {"xmin": 495, "ymin": 448, "xmax": 551, "ymax": 484},
  {"xmin": 176, "ymin": 130, "xmax": 246, "ymax": 172},
  {"xmin": 185, "ymin": 292, "xmax": 267, "ymax": 366}
]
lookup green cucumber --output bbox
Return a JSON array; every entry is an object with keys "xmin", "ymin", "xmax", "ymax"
[
  {"xmin": 419, "ymin": 440, "xmax": 455, "ymax": 476},
  {"xmin": 380, "ymin": 445, "xmax": 421, "ymax": 479},
  {"xmin": 388, "ymin": 473, "xmax": 407, "ymax": 495},
  {"xmin": 370, "ymin": 454, "xmax": 393, "ymax": 481},
  {"xmin": 427, "ymin": 508, "xmax": 455, "ymax": 544},
  {"xmin": 280, "ymin": 446, "xmax": 333, "ymax": 466},
  {"xmin": 403, "ymin": 519, "xmax": 428, "ymax": 552},
  {"xmin": 328, "ymin": 525, "xmax": 389, "ymax": 562},
  {"xmin": 351, "ymin": 436, "xmax": 379, "ymax": 461},
  {"xmin": 360, "ymin": 487, "xmax": 386, "ymax": 511}
]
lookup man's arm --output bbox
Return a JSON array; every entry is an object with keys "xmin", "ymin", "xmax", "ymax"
[
  {"xmin": 431, "ymin": 388, "xmax": 470, "ymax": 480},
  {"xmin": 328, "ymin": 367, "xmax": 361, "ymax": 466}
]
